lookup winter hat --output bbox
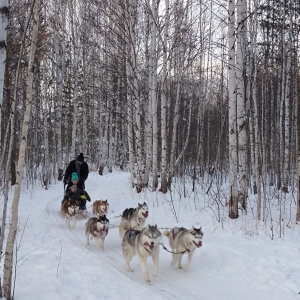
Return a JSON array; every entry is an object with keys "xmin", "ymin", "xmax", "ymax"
[
  {"xmin": 71, "ymin": 172, "xmax": 79, "ymax": 181},
  {"xmin": 70, "ymin": 185, "xmax": 78, "ymax": 190},
  {"xmin": 77, "ymin": 153, "xmax": 84, "ymax": 162}
]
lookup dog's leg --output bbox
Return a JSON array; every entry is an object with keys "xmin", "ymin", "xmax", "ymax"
[
  {"xmin": 98, "ymin": 237, "xmax": 104, "ymax": 250},
  {"xmin": 171, "ymin": 252, "xmax": 179, "ymax": 267},
  {"xmin": 151, "ymin": 253, "xmax": 159, "ymax": 277},
  {"xmin": 86, "ymin": 233, "xmax": 90, "ymax": 246},
  {"xmin": 183, "ymin": 251, "xmax": 194, "ymax": 271},
  {"xmin": 123, "ymin": 248, "xmax": 134, "ymax": 272},
  {"xmin": 72, "ymin": 216, "xmax": 77, "ymax": 229},
  {"xmin": 178, "ymin": 253, "xmax": 184, "ymax": 269},
  {"xmin": 139, "ymin": 256, "xmax": 150, "ymax": 283},
  {"xmin": 66, "ymin": 216, "xmax": 71, "ymax": 229}
]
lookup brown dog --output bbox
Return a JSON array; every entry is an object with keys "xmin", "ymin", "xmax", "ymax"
[
  {"xmin": 92, "ymin": 199, "xmax": 109, "ymax": 217},
  {"xmin": 61, "ymin": 199, "xmax": 80, "ymax": 229}
]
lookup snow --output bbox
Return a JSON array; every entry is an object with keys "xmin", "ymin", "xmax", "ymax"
[{"xmin": 3, "ymin": 170, "xmax": 300, "ymax": 300}]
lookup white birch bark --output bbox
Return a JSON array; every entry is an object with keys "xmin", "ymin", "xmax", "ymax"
[
  {"xmin": 0, "ymin": 0, "xmax": 8, "ymax": 147},
  {"xmin": 2, "ymin": 0, "xmax": 41, "ymax": 297},
  {"xmin": 249, "ymin": 0, "xmax": 262, "ymax": 220},
  {"xmin": 42, "ymin": 65, "xmax": 50, "ymax": 189},
  {"xmin": 125, "ymin": 0, "xmax": 137, "ymax": 187},
  {"xmin": 228, "ymin": 0, "xmax": 238, "ymax": 219},
  {"xmin": 281, "ymin": 13, "xmax": 293, "ymax": 193},
  {"xmin": 167, "ymin": 74, "xmax": 181, "ymax": 188},
  {"xmin": 236, "ymin": 0, "xmax": 248, "ymax": 211},
  {"xmin": 150, "ymin": 0, "xmax": 159, "ymax": 190},
  {"xmin": 159, "ymin": 0, "xmax": 169, "ymax": 193},
  {"xmin": 55, "ymin": 34, "xmax": 66, "ymax": 179}
]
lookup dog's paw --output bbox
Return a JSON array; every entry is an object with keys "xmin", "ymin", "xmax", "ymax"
[
  {"xmin": 144, "ymin": 277, "xmax": 151, "ymax": 283},
  {"xmin": 126, "ymin": 267, "xmax": 134, "ymax": 272}
]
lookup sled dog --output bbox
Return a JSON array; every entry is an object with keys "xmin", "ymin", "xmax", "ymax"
[
  {"xmin": 163, "ymin": 226, "xmax": 203, "ymax": 271},
  {"xmin": 119, "ymin": 202, "xmax": 149, "ymax": 238},
  {"xmin": 92, "ymin": 199, "xmax": 109, "ymax": 217},
  {"xmin": 122, "ymin": 225, "xmax": 162, "ymax": 283},
  {"xmin": 85, "ymin": 215, "xmax": 109, "ymax": 250},
  {"xmin": 61, "ymin": 199, "xmax": 80, "ymax": 229}
]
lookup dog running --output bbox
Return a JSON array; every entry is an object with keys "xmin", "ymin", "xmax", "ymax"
[
  {"xmin": 92, "ymin": 199, "xmax": 109, "ymax": 217},
  {"xmin": 163, "ymin": 226, "xmax": 203, "ymax": 271},
  {"xmin": 119, "ymin": 202, "xmax": 149, "ymax": 238},
  {"xmin": 122, "ymin": 224, "xmax": 162, "ymax": 283},
  {"xmin": 61, "ymin": 199, "xmax": 80, "ymax": 229},
  {"xmin": 85, "ymin": 215, "xmax": 110, "ymax": 250}
]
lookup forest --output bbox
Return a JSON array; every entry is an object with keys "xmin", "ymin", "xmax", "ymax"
[{"xmin": 0, "ymin": 0, "xmax": 299, "ymax": 298}]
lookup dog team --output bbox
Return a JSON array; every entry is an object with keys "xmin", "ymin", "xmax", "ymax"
[{"xmin": 61, "ymin": 199, "xmax": 204, "ymax": 283}]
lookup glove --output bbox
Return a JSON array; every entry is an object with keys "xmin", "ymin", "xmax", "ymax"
[
  {"xmin": 88, "ymin": 198, "xmax": 91, "ymax": 202},
  {"xmin": 63, "ymin": 179, "xmax": 67, "ymax": 185}
]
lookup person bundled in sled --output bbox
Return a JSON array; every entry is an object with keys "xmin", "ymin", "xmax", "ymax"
[
  {"xmin": 63, "ymin": 184, "xmax": 91, "ymax": 211},
  {"xmin": 63, "ymin": 153, "xmax": 89, "ymax": 189},
  {"xmin": 65, "ymin": 172, "xmax": 84, "ymax": 193}
]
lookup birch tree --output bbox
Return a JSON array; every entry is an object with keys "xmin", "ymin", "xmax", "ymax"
[
  {"xmin": 2, "ymin": 0, "xmax": 41, "ymax": 297},
  {"xmin": 228, "ymin": 0, "xmax": 239, "ymax": 219},
  {"xmin": 236, "ymin": 0, "xmax": 248, "ymax": 211},
  {"xmin": 159, "ymin": 0, "xmax": 169, "ymax": 193},
  {"xmin": 0, "ymin": 0, "xmax": 8, "ymax": 148}
]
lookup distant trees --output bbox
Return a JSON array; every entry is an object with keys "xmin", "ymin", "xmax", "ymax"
[{"xmin": 0, "ymin": 0, "xmax": 299, "ymax": 238}]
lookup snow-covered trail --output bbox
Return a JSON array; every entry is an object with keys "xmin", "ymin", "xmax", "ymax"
[{"xmin": 13, "ymin": 171, "xmax": 300, "ymax": 300}]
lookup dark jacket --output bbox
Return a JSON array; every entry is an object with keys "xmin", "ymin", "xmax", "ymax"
[
  {"xmin": 63, "ymin": 189, "xmax": 91, "ymax": 202},
  {"xmin": 64, "ymin": 160, "xmax": 89, "ymax": 183}
]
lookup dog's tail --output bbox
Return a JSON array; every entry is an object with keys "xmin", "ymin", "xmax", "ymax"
[
  {"xmin": 163, "ymin": 230, "xmax": 171, "ymax": 237},
  {"xmin": 119, "ymin": 220, "xmax": 130, "ymax": 239}
]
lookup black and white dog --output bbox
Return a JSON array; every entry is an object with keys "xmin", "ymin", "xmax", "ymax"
[
  {"xmin": 119, "ymin": 202, "xmax": 149, "ymax": 238},
  {"xmin": 85, "ymin": 215, "xmax": 109, "ymax": 250},
  {"xmin": 122, "ymin": 225, "xmax": 162, "ymax": 283},
  {"xmin": 163, "ymin": 226, "xmax": 203, "ymax": 271}
]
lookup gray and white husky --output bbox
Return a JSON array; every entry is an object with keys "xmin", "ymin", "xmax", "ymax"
[
  {"xmin": 119, "ymin": 202, "xmax": 149, "ymax": 238},
  {"xmin": 85, "ymin": 215, "xmax": 109, "ymax": 250},
  {"xmin": 122, "ymin": 225, "xmax": 162, "ymax": 283},
  {"xmin": 163, "ymin": 226, "xmax": 203, "ymax": 271}
]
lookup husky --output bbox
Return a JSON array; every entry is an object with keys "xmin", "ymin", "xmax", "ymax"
[
  {"xmin": 85, "ymin": 215, "xmax": 109, "ymax": 250},
  {"xmin": 122, "ymin": 225, "xmax": 162, "ymax": 283},
  {"xmin": 163, "ymin": 226, "xmax": 203, "ymax": 271},
  {"xmin": 119, "ymin": 202, "xmax": 149, "ymax": 238},
  {"xmin": 61, "ymin": 199, "xmax": 80, "ymax": 229},
  {"xmin": 92, "ymin": 199, "xmax": 109, "ymax": 217}
]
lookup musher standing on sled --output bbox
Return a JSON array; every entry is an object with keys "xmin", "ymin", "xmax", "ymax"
[{"xmin": 63, "ymin": 153, "xmax": 89, "ymax": 190}]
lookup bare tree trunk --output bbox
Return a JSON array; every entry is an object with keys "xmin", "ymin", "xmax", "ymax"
[
  {"xmin": 125, "ymin": 0, "xmax": 137, "ymax": 187},
  {"xmin": 150, "ymin": 0, "xmax": 159, "ymax": 191},
  {"xmin": 236, "ymin": 0, "xmax": 248, "ymax": 211},
  {"xmin": 0, "ymin": 0, "xmax": 8, "ymax": 149},
  {"xmin": 2, "ymin": 0, "xmax": 40, "ymax": 298},
  {"xmin": 159, "ymin": 0, "xmax": 169, "ymax": 194},
  {"xmin": 228, "ymin": 0, "xmax": 238, "ymax": 219}
]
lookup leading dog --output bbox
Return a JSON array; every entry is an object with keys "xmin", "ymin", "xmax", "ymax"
[
  {"xmin": 163, "ymin": 226, "xmax": 203, "ymax": 271},
  {"xmin": 92, "ymin": 199, "xmax": 109, "ymax": 217},
  {"xmin": 122, "ymin": 225, "xmax": 162, "ymax": 283},
  {"xmin": 119, "ymin": 202, "xmax": 149, "ymax": 238},
  {"xmin": 61, "ymin": 199, "xmax": 80, "ymax": 229},
  {"xmin": 85, "ymin": 215, "xmax": 109, "ymax": 250}
]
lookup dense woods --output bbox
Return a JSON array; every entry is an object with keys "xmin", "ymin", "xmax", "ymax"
[
  {"xmin": 0, "ymin": 0, "xmax": 299, "ymax": 297},
  {"xmin": 1, "ymin": 0, "xmax": 299, "ymax": 210}
]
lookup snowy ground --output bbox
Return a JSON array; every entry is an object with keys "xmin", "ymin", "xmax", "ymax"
[{"xmin": 2, "ymin": 170, "xmax": 300, "ymax": 299}]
